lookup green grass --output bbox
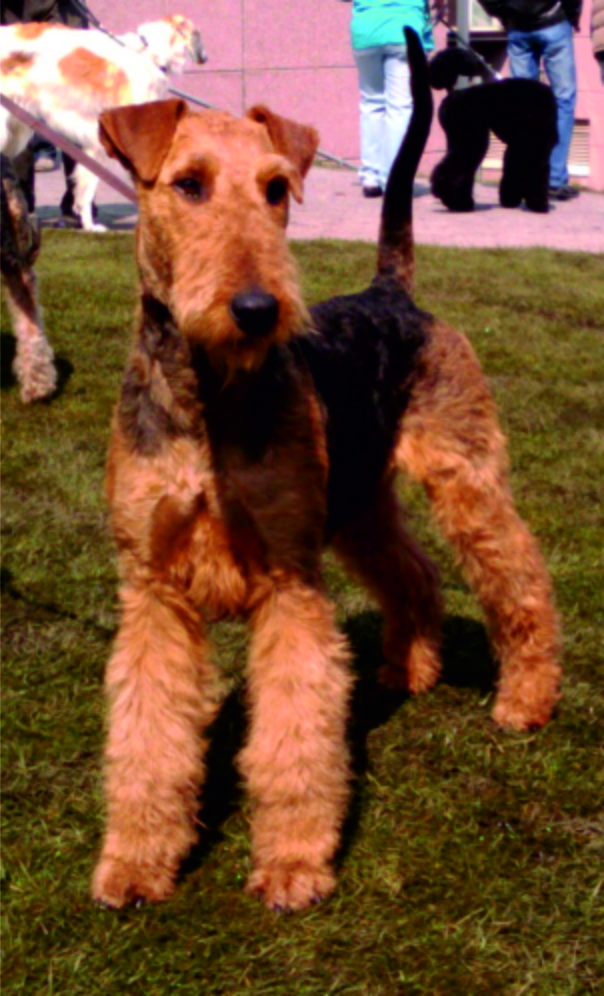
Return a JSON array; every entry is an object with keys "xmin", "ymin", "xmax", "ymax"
[{"xmin": 2, "ymin": 233, "xmax": 603, "ymax": 995}]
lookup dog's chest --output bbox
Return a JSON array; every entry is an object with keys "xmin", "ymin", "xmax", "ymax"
[
  {"xmin": 114, "ymin": 346, "xmax": 328, "ymax": 616},
  {"xmin": 202, "ymin": 351, "xmax": 328, "ymax": 592}
]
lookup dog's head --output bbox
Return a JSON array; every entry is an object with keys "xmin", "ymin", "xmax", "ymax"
[
  {"xmin": 137, "ymin": 15, "xmax": 207, "ymax": 74},
  {"xmin": 428, "ymin": 47, "xmax": 493, "ymax": 91},
  {"xmin": 99, "ymin": 99, "xmax": 320, "ymax": 375}
]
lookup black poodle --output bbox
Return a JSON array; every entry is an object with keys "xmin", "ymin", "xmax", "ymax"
[{"xmin": 429, "ymin": 47, "xmax": 558, "ymax": 213}]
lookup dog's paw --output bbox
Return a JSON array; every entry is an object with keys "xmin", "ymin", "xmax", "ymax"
[
  {"xmin": 524, "ymin": 201, "xmax": 549, "ymax": 214},
  {"xmin": 491, "ymin": 696, "xmax": 555, "ymax": 732},
  {"xmin": 18, "ymin": 363, "xmax": 57, "ymax": 404},
  {"xmin": 92, "ymin": 856, "xmax": 175, "ymax": 909},
  {"xmin": 379, "ymin": 637, "xmax": 441, "ymax": 695},
  {"xmin": 499, "ymin": 194, "xmax": 522, "ymax": 209},
  {"xmin": 247, "ymin": 861, "xmax": 336, "ymax": 912},
  {"xmin": 492, "ymin": 666, "xmax": 560, "ymax": 731}
]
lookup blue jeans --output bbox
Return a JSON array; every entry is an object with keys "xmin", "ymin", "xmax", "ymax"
[
  {"xmin": 354, "ymin": 44, "xmax": 411, "ymax": 190},
  {"xmin": 508, "ymin": 20, "xmax": 577, "ymax": 188}
]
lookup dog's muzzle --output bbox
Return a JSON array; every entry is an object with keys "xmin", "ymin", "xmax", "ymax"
[{"xmin": 230, "ymin": 288, "xmax": 280, "ymax": 339}]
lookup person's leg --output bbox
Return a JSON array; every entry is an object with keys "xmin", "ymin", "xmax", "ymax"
[
  {"xmin": 354, "ymin": 46, "xmax": 386, "ymax": 193},
  {"xmin": 541, "ymin": 21, "xmax": 577, "ymax": 190},
  {"xmin": 507, "ymin": 29, "xmax": 542, "ymax": 81},
  {"xmin": 382, "ymin": 44, "xmax": 412, "ymax": 188}
]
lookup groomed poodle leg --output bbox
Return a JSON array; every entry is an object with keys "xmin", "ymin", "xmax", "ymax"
[
  {"xmin": 522, "ymin": 143, "xmax": 552, "ymax": 213},
  {"xmin": 395, "ymin": 322, "xmax": 561, "ymax": 731},
  {"xmin": 240, "ymin": 580, "xmax": 352, "ymax": 911},
  {"xmin": 499, "ymin": 144, "xmax": 524, "ymax": 209},
  {"xmin": 431, "ymin": 98, "xmax": 490, "ymax": 212},
  {"xmin": 92, "ymin": 581, "xmax": 218, "ymax": 908},
  {"xmin": 331, "ymin": 478, "xmax": 442, "ymax": 694}
]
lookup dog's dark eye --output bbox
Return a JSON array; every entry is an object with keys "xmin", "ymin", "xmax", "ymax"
[
  {"xmin": 266, "ymin": 177, "xmax": 289, "ymax": 206},
  {"xmin": 173, "ymin": 177, "xmax": 207, "ymax": 202}
]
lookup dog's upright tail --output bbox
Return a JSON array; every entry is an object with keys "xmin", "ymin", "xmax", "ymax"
[{"xmin": 376, "ymin": 27, "xmax": 433, "ymax": 294}]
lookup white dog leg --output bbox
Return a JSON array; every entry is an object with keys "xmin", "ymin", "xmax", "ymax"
[{"xmin": 73, "ymin": 163, "xmax": 106, "ymax": 233}]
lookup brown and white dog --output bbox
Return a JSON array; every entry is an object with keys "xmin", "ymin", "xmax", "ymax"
[{"xmin": 0, "ymin": 15, "xmax": 206, "ymax": 231}]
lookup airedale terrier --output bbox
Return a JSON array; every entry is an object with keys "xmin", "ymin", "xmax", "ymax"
[
  {"xmin": 1, "ymin": 153, "xmax": 56, "ymax": 402},
  {"xmin": 92, "ymin": 29, "xmax": 560, "ymax": 913}
]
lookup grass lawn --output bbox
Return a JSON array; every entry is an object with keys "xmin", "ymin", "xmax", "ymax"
[{"xmin": 1, "ymin": 232, "xmax": 603, "ymax": 995}]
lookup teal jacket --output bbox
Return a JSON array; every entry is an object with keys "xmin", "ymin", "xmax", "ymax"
[{"xmin": 351, "ymin": 0, "xmax": 435, "ymax": 51}]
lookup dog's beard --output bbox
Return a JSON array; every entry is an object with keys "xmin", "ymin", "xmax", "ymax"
[{"xmin": 175, "ymin": 297, "xmax": 308, "ymax": 378}]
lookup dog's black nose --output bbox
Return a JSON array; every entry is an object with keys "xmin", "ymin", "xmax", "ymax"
[{"xmin": 230, "ymin": 288, "xmax": 279, "ymax": 338}]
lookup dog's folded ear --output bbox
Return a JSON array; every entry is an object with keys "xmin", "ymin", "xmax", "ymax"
[
  {"xmin": 99, "ymin": 99, "xmax": 189, "ymax": 183},
  {"xmin": 246, "ymin": 106, "xmax": 320, "ymax": 179}
]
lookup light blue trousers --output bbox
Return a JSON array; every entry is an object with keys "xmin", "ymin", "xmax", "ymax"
[
  {"xmin": 508, "ymin": 20, "xmax": 577, "ymax": 188},
  {"xmin": 353, "ymin": 44, "xmax": 412, "ymax": 190}
]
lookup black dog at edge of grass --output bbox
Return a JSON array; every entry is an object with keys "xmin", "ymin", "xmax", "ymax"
[{"xmin": 429, "ymin": 46, "xmax": 558, "ymax": 213}]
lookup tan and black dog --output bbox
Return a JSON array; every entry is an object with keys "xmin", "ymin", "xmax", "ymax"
[{"xmin": 92, "ymin": 29, "xmax": 560, "ymax": 913}]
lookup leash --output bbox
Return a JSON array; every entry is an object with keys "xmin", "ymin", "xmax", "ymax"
[
  {"xmin": 69, "ymin": 0, "xmax": 126, "ymax": 46},
  {"xmin": 429, "ymin": 1, "xmax": 502, "ymax": 81},
  {"xmin": 0, "ymin": 94, "xmax": 137, "ymax": 203}
]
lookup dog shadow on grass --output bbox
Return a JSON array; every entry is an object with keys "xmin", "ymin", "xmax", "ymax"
[
  {"xmin": 183, "ymin": 609, "xmax": 496, "ymax": 879},
  {"xmin": 338, "ymin": 609, "xmax": 495, "ymax": 862},
  {"xmin": 0, "ymin": 332, "xmax": 74, "ymax": 399}
]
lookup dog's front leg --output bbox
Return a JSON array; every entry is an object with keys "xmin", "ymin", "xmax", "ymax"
[
  {"xmin": 4, "ymin": 264, "xmax": 57, "ymax": 403},
  {"xmin": 92, "ymin": 580, "xmax": 218, "ymax": 908},
  {"xmin": 239, "ymin": 580, "xmax": 353, "ymax": 912}
]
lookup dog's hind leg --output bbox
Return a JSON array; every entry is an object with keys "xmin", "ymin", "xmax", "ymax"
[
  {"xmin": 331, "ymin": 478, "xmax": 442, "ymax": 694},
  {"xmin": 395, "ymin": 322, "xmax": 561, "ymax": 731},
  {"xmin": 72, "ymin": 162, "xmax": 105, "ymax": 232},
  {"xmin": 522, "ymin": 143, "xmax": 552, "ymax": 213},
  {"xmin": 239, "ymin": 581, "xmax": 352, "ymax": 911},
  {"xmin": 92, "ymin": 581, "xmax": 219, "ymax": 908}
]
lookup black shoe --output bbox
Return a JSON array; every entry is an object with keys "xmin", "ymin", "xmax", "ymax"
[
  {"xmin": 362, "ymin": 185, "xmax": 383, "ymax": 199},
  {"xmin": 54, "ymin": 214, "xmax": 82, "ymax": 230},
  {"xmin": 548, "ymin": 185, "xmax": 580, "ymax": 201}
]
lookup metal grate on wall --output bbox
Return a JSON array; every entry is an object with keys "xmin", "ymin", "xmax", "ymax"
[{"xmin": 482, "ymin": 120, "xmax": 591, "ymax": 177}]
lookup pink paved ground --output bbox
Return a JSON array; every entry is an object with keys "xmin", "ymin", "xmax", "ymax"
[{"xmin": 34, "ymin": 159, "xmax": 604, "ymax": 253}]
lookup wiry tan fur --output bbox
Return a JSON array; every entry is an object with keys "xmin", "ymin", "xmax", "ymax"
[
  {"xmin": 90, "ymin": 79, "xmax": 560, "ymax": 914},
  {"xmin": 1, "ymin": 159, "xmax": 56, "ymax": 402},
  {"xmin": 395, "ymin": 320, "xmax": 561, "ymax": 729},
  {"xmin": 0, "ymin": 15, "xmax": 206, "ymax": 231}
]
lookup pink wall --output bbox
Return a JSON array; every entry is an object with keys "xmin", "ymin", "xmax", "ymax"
[
  {"xmin": 94, "ymin": 0, "xmax": 603, "ymax": 191},
  {"xmin": 576, "ymin": 2, "xmax": 604, "ymax": 190}
]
